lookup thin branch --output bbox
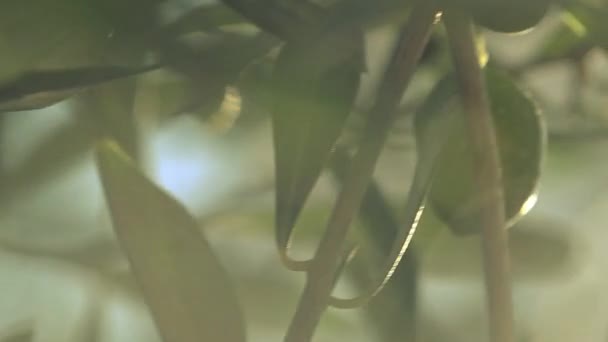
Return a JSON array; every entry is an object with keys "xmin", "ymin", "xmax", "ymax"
[
  {"xmin": 283, "ymin": 3, "xmax": 439, "ymax": 342},
  {"xmin": 330, "ymin": 149, "xmax": 417, "ymax": 342},
  {"xmin": 443, "ymin": 10, "xmax": 514, "ymax": 342}
]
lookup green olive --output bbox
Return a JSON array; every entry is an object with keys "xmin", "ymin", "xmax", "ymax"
[
  {"xmin": 440, "ymin": 0, "xmax": 551, "ymax": 33},
  {"xmin": 427, "ymin": 68, "xmax": 545, "ymax": 236},
  {"xmin": 471, "ymin": 0, "xmax": 550, "ymax": 33}
]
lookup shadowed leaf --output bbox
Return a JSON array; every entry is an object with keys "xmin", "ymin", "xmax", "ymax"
[
  {"xmin": 95, "ymin": 140, "xmax": 246, "ymax": 342},
  {"xmin": 0, "ymin": 65, "xmax": 158, "ymax": 112},
  {"xmin": 272, "ymin": 31, "xmax": 364, "ymax": 269}
]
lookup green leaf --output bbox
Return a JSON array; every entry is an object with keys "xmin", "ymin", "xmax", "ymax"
[
  {"xmin": 0, "ymin": 65, "xmax": 158, "ymax": 112},
  {"xmin": 272, "ymin": 31, "xmax": 364, "ymax": 269},
  {"xmin": 429, "ymin": 68, "xmax": 545, "ymax": 235},
  {"xmin": 95, "ymin": 140, "xmax": 246, "ymax": 342}
]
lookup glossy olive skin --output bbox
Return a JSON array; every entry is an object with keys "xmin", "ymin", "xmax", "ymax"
[
  {"xmin": 443, "ymin": 0, "xmax": 551, "ymax": 33},
  {"xmin": 472, "ymin": 0, "xmax": 551, "ymax": 33},
  {"xmin": 427, "ymin": 68, "xmax": 545, "ymax": 236}
]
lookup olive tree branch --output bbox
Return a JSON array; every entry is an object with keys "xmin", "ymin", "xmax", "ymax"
[
  {"xmin": 443, "ymin": 10, "xmax": 515, "ymax": 342},
  {"xmin": 283, "ymin": 3, "xmax": 439, "ymax": 342}
]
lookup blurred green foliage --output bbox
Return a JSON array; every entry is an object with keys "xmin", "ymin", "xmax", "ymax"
[{"xmin": 1, "ymin": 0, "xmax": 608, "ymax": 342}]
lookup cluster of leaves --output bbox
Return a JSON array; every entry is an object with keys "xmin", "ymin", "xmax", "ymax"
[{"xmin": 1, "ymin": 0, "xmax": 608, "ymax": 341}]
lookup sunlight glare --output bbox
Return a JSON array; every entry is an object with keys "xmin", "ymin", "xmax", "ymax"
[
  {"xmin": 520, "ymin": 192, "xmax": 539, "ymax": 216},
  {"xmin": 150, "ymin": 117, "xmax": 234, "ymax": 213}
]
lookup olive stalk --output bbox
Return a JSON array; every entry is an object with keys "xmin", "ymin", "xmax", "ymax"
[
  {"xmin": 283, "ymin": 3, "xmax": 439, "ymax": 342},
  {"xmin": 443, "ymin": 9, "xmax": 515, "ymax": 342}
]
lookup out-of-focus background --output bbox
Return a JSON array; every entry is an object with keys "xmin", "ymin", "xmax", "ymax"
[{"xmin": 1, "ymin": 1, "xmax": 608, "ymax": 341}]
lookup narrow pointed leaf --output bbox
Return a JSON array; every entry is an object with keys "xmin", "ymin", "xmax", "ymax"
[
  {"xmin": 95, "ymin": 140, "xmax": 246, "ymax": 342},
  {"xmin": 429, "ymin": 68, "xmax": 545, "ymax": 235},
  {"xmin": 0, "ymin": 65, "xmax": 158, "ymax": 112},
  {"xmin": 272, "ymin": 31, "xmax": 364, "ymax": 268}
]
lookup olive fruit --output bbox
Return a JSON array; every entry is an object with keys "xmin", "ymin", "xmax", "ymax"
[
  {"xmin": 428, "ymin": 68, "xmax": 545, "ymax": 235},
  {"xmin": 471, "ymin": 0, "xmax": 551, "ymax": 33},
  {"xmin": 441, "ymin": 0, "xmax": 552, "ymax": 33}
]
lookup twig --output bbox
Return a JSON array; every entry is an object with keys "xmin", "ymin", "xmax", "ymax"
[
  {"xmin": 283, "ymin": 3, "xmax": 439, "ymax": 342},
  {"xmin": 443, "ymin": 10, "xmax": 514, "ymax": 342},
  {"xmin": 330, "ymin": 149, "xmax": 417, "ymax": 342}
]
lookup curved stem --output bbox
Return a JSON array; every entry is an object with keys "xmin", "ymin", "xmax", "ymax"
[
  {"xmin": 443, "ymin": 10, "xmax": 514, "ymax": 342},
  {"xmin": 330, "ymin": 149, "xmax": 418, "ymax": 342},
  {"xmin": 283, "ymin": 3, "xmax": 439, "ymax": 342}
]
